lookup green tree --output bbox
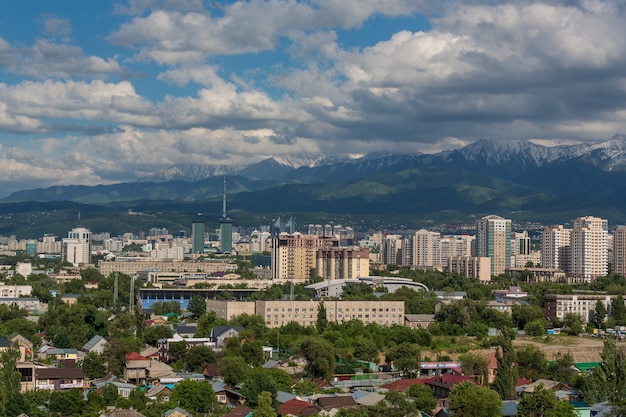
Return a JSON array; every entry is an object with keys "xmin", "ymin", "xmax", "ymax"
[
  {"xmin": 518, "ymin": 384, "xmax": 577, "ymax": 417},
  {"xmin": 458, "ymin": 351, "xmax": 489, "ymax": 385},
  {"xmin": 563, "ymin": 313, "xmax": 584, "ymax": 335},
  {"xmin": 0, "ymin": 348, "xmax": 27, "ymax": 416},
  {"xmin": 581, "ymin": 338, "xmax": 626, "ymax": 404},
  {"xmin": 143, "ymin": 324, "xmax": 173, "ymax": 346},
  {"xmin": 242, "ymin": 338, "xmax": 264, "ymax": 367},
  {"xmin": 515, "ymin": 345, "xmax": 548, "ymax": 380},
  {"xmin": 524, "ymin": 319, "xmax": 546, "ymax": 337},
  {"xmin": 449, "ymin": 382, "xmax": 502, "ymax": 417},
  {"xmin": 254, "ymin": 391, "xmax": 277, "ymax": 417},
  {"xmin": 102, "ymin": 383, "xmax": 119, "ymax": 406},
  {"xmin": 317, "ymin": 302, "xmax": 329, "ymax": 333},
  {"xmin": 353, "ymin": 336, "xmax": 380, "ymax": 363},
  {"xmin": 170, "ymin": 380, "xmax": 217, "ymax": 414},
  {"xmin": 385, "ymin": 342, "xmax": 420, "ymax": 378},
  {"xmin": 595, "ymin": 300, "xmax": 607, "ymax": 327},
  {"xmin": 407, "ymin": 384, "xmax": 437, "ymax": 414},
  {"xmin": 82, "ymin": 352, "xmax": 107, "ymax": 379},
  {"xmin": 296, "ymin": 336, "xmax": 335, "ymax": 380},
  {"xmin": 167, "ymin": 340, "xmax": 188, "ymax": 365},
  {"xmin": 188, "ymin": 296, "xmax": 207, "ymax": 318},
  {"xmin": 186, "ymin": 344, "xmax": 217, "ymax": 373},
  {"xmin": 219, "ymin": 356, "xmax": 249, "ymax": 386},
  {"xmin": 491, "ymin": 329, "xmax": 518, "ymax": 400},
  {"xmin": 612, "ymin": 296, "xmax": 626, "ymax": 323},
  {"xmin": 293, "ymin": 379, "xmax": 318, "ymax": 396},
  {"xmin": 48, "ymin": 389, "xmax": 86, "ymax": 417},
  {"xmin": 241, "ymin": 369, "xmax": 278, "ymax": 408},
  {"xmin": 372, "ymin": 390, "xmax": 420, "ymax": 417}
]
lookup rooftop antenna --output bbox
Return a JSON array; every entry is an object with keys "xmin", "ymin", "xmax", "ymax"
[{"xmin": 222, "ymin": 175, "xmax": 227, "ymax": 220}]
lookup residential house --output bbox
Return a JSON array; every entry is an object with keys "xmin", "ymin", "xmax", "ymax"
[
  {"xmin": 38, "ymin": 347, "xmax": 82, "ymax": 361},
  {"xmin": 145, "ymin": 383, "xmax": 173, "ymax": 402},
  {"xmin": 34, "ymin": 367, "xmax": 86, "ymax": 390},
  {"xmin": 426, "ymin": 374, "xmax": 474, "ymax": 400},
  {"xmin": 82, "ymin": 335, "xmax": 109, "ymax": 355},
  {"xmin": 404, "ymin": 314, "xmax": 436, "ymax": 329},
  {"xmin": 221, "ymin": 405, "xmax": 253, "ymax": 417},
  {"xmin": 100, "ymin": 409, "xmax": 147, "ymax": 417},
  {"xmin": 210, "ymin": 326, "xmax": 244, "ymax": 349},
  {"xmin": 157, "ymin": 335, "xmax": 214, "ymax": 362},
  {"xmin": 315, "ymin": 394, "xmax": 359, "ymax": 411},
  {"xmin": 124, "ymin": 352, "xmax": 150, "ymax": 386},
  {"xmin": 9, "ymin": 333, "xmax": 34, "ymax": 362},
  {"xmin": 163, "ymin": 407, "xmax": 193, "ymax": 417},
  {"xmin": 211, "ymin": 381, "xmax": 246, "ymax": 405},
  {"xmin": 175, "ymin": 323, "xmax": 198, "ymax": 338},
  {"xmin": 278, "ymin": 398, "xmax": 322, "ymax": 417}
]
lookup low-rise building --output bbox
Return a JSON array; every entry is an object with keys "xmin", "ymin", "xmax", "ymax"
[{"xmin": 544, "ymin": 293, "xmax": 615, "ymax": 324}]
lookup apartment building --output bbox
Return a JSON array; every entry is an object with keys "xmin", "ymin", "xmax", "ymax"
[
  {"xmin": 613, "ymin": 226, "xmax": 626, "ymax": 277},
  {"xmin": 476, "ymin": 215, "xmax": 512, "ymax": 276},
  {"xmin": 99, "ymin": 259, "xmax": 236, "ymax": 276},
  {"xmin": 206, "ymin": 299, "xmax": 256, "ymax": 321},
  {"xmin": 271, "ymin": 233, "xmax": 338, "ymax": 280},
  {"xmin": 316, "ymin": 247, "xmax": 370, "ymax": 280},
  {"xmin": 447, "ymin": 256, "xmax": 491, "ymax": 282},
  {"xmin": 62, "ymin": 227, "xmax": 91, "ymax": 267},
  {"xmin": 544, "ymin": 293, "xmax": 615, "ymax": 324},
  {"xmin": 570, "ymin": 216, "xmax": 608, "ymax": 281},
  {"xmin": 256, "ymin": 300, "xmax": 404, "ymax": 328},
  {"xmin": 413, "ymin": 230, "xmax": 474, "ymax": 268}
]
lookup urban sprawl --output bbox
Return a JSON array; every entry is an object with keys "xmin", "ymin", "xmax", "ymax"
[{"xmin": 1, "ymin": 213, "xmax": 626, "ymax": 417}]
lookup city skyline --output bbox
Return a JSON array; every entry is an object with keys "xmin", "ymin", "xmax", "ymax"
[{"xmin": 1, "ymin": 1, "xmax": 626, "ymax": 194}]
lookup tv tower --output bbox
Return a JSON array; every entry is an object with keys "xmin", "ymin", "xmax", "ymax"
[{"xmin": 219, "ymin": 175, "xmax": 233, "ymax": 253}]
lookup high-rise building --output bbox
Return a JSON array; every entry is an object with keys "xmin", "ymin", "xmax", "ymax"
[
  {"xmin": 541, "ymin": 225, "xmax": 571, "ymax": 271},
  {"xmin": 62, "ymin": 227, "xmax": 91, "ymax": 266},
  {"xmin": 271, "ymin": 233, "xmax": 338, "ymax": 280},
  {"xmin": 614, "ymin": 226, "xmax": 626, "ymax": 277},
  {"xmin": 316, "ymin": 247, "xmax": 370, "ymax": 280},
  {"xmin": 191, "ymin": 221, "xmax": 205, "ymax": 254},
  {"xmin": 476, "ymin": 214, "xmax": 511, "ymax": 276},
  {"xmin": 570, "ymin": 216, "xmax": 608, "ymax": 281},
  {"xmin": 413, "ymin": 229, "xmax": 439, "ymax": 267},
  {"xmin": 382, "ymin": 234, "xmax": 406, "ymax": 266}
]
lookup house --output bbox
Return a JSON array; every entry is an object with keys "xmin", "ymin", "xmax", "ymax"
[
  {"xmin": 9, "ymin": 333, "xmax": 35, "ymax": 362},
  {"xmin": 382, "ymin": 377, "xmax": 437, "ymax": 393},
  {"xmin": 175, "ymin": 323, "xmax": 198, "ymax": 338},
  {"xmin": 278, "ymin": 398, "xmax": 321, "ymax": 417},
  {"xmin": 404, "ymin": 314, "xmax": 436, "ymax": 329},
  {"xmin": 221, "ymin": 405, "xmax": 253, "ymax": 417},
  {"xmin": 145, "ymin": 383, "xmax": 173, "ymax": 402},
  {"xmin": 210, "ymin": 326, "xmax": 244, "ymax": 349},
  {"xmin": 163, "ymin": 407, "xmax": 193, "ymax": 417},
  {"xmin": 426, "ymin": 374, "xmax": 474, "ymax": 399},
  {"xmin": 100, "ymin": 409, "xmax": 147, "ymax": 417},
  {"xmin": 82, "ymin": 335, "xmax": 109, "ymax": 354},
  {"xmin": 124, "ymin": 352, "xmax": 150, "ymax": 386},
  {"xmin": 204, "ymin": 363, "xmax": 221, "ymax": 380},
  {"xmin": 212, "ymin": 381, "xmax": 246, "ymax": 405},
  {"xmin": 38, "ymin": 347, "xmax": 82, "ymax": 361},
  {"xmin": 315, "ymin": 395, "xmax": 358, "ymax": 411},
  {"xmin": 570, "ymin": 400, "xmax": 591, "ymax": 417},
  {"xmin": 518, "ymin": 379, "xmax": 568, "ymax": 394},
  {"xmin": 351, "ymin": 391, "xmax": 385, "ymax": 407},
  {"xmin": 34, "ymin": 367, "xmax": 86, "ymax": 390}
]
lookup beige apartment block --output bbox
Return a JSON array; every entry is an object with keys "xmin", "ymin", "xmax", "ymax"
[
  {"xmin": 544, "ymin": 293, "xmax": 615, "ymax": 324},
  {"xmin": 447, "ymin": 256, "xmax": 491, "ymax": 282},
  {"xmin": 316, "ymin": 247, "xmax": 370, "ymax": 280},
  {"xmin": 206, "ymin": 300, "xmax": 256, "ymax": 321},
  {"xmin": 99, "ymin": 259, "xmax": 236, "ymax": 277},
  {"xmin": 271, "ymin": 233, "xmax": 339, "ymax": 280},
  {"xmin": 614, "ymin": 226, "xmax": 626, "ymax": 277},
  {"xmin": 256, "ymin": 300, "xmax": 404, "ymax": 328}
]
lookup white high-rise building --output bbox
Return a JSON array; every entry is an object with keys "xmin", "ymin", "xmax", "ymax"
[
  {"xmin": 476, "ymin": 215, "xmax": 512, "ymax": 276},
  {"xmin": 570, "ymin": 216, "xmax": 608, "ymax": 281},
  {"xmin": 413, "ymin": 229, "xmax": 439, "ymax": 268},
  {"xmin": 62, "ymin": 227, "xmax": 92, "ymax": 266},
  {"xmin": 541, "ymin": 225, "xmax": 571, "ymax": 271}
]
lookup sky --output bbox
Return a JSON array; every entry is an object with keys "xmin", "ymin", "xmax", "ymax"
[{"xmin": 1, "ymin": 0, "xmax": 626, "ymax": 194}]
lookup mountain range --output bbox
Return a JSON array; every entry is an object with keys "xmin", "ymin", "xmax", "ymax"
[{"xmin": 3, "ymin": 135, "xmax": 626, "ymax": 236}]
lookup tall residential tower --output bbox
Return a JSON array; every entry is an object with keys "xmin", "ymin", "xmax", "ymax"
[
  {"xmin": 476, "ymin": 214, "xmax": 511, "ymax": 276},
  {"xmin": 220, "ymin": 176, "xmax": 233, "ymax": 253}
]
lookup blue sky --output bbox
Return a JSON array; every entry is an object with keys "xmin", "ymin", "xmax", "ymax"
[{"xmin": 1, "ymin": 0, "xmax": 626, "ymax": 194}]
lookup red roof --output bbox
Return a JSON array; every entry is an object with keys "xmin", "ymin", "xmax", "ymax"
[
  {"xmin": 278, "ymin": 399, "xmax": 321, "ymax": 417},
  {"xmin": 516, "ymin": 377, "xmax": 533, "ymax": 387},
  {"xmin": 125, "ymin": 352, "xmax": 148, "ymax": 361},
  {"xmin": 382, "ymin": 377, "xmax": 438, "ymax": 392},
  {"xmin": 221, "ymin": 405, "xmax": 252, "ymax": 417}
]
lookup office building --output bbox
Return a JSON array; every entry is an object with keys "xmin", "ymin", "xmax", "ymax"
[
  {"xmin": 191, "ymin": 221, "xmax": 205, "ymax": 254},
  {"xmin": 476, "ymin": 214, "xmax": 511, "ymax": 276},
  {"xmin": 62, "ymin": 227, "xmax": 91, "ymax": 266}
]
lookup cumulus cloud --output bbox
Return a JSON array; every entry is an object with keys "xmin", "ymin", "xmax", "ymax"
[{"xmin": 3, "ymin": 0, "xmax": 626, "ymax": 192}]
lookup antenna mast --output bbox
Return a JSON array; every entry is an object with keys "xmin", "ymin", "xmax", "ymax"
[{"xmin": 222, "ymin": 175, "xmax": 227, "ymax": 219}]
